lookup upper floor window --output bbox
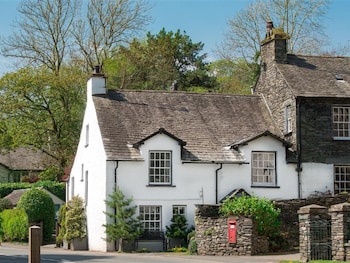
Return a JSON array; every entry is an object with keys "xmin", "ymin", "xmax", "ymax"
[
  {"xmin": 285, "ymin": 104, "xmax": 292, "ymax": 134},
  {"xmin": 85, "ymin": 124, "xmax": 89, "ymax": 147},
  {"xmin": 139, "ymin": 205, "xmax": 162, "ymax": 231},
  {"xmin": 334, "ymin": 165, "xmax": 350, "ymax": 194},
  {"xmin": 251, "ymin": 151, "xmax": 276, "ymax": 186},
  {"xmin": 333, "ymin": 106, "xmax": 350, "ymax": 139},
  {"xmin": 149, "ymin": 151, "xmax": 172, "ymax": 185}
]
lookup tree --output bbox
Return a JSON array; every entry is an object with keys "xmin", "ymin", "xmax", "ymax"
[
  {"xmin": 0, "ymin": 0, "xmax": 152, "ymax": 74},
  {"xmin": 17, "ymin": 188, "xmax": 55, "ymax": 242},
  {"xmin": 103, "ymin": 188, "xmax": 142, "ymax": 252},
  {"xmin": 0, "ymin": 66, "xmax": 86, "ymax": 171},
  {"xmin": 73, "ymin": 0, "xmax": 152, "ymax": 71},
  {"xmin": 220, "ymin": 0, "xmax": 330, "ymax": 62},
  {"xmin": 105, "ymin": 28, "xmax": 218, "ymax": 91},
  {"xmin": 165, "ymin": 214, "xmax": 188, "ymax": 240},
  {"xmin": 0, "ymin": 0, "xmax": 78, "ymax": 74},
  {"xmin": 64, "ymin": 196, "xmax": 86, "ymax": 242}
]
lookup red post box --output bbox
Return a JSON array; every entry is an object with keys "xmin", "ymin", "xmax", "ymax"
[{"xmin": 228, "ymin": 218, "xmax": 237, "ymax": 243}]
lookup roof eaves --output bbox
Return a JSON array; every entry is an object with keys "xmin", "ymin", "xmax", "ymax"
[{"xmin": 230, "ymin": 130, "xmax": 292, "ymax": 148}]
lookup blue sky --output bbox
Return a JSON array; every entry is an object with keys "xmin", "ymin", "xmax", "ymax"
[{"xmin": 0, "ymin": 0, "xmax": 349, "ymax": 76}]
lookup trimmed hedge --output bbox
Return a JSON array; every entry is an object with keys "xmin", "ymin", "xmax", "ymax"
[
  {"xmin": 17, "ymin": 188, "xmax": 55, "ymax": 242},
  {"xmin": 0, "ymin": 181, "xmax": 65, "ymax": 201},
  {"xmin": 0, "ymin": 209, "xmax": 28, "ymax": 242}
]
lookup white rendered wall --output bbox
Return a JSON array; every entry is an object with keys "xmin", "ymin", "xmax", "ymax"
[
  {"xmin": 69, "ymin": 94, "xmax": 110, "ymax": 252},
  {"xmin": 300, "ymin": 163, "xmax": 334, "ymax": 198}
]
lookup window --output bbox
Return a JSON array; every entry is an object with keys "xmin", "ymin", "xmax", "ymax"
[
  {"xmin": 285, "ymin": 104, "xmax": 292, "ymax": 134},
  {"xmin": 149, "ymin": 151, "xmax": 172, "ymax": 185},
  {"xmin": 85, "ymin": 170, "xmax": 88, "ymax": 206},
  {"xmin": 172, "ymin": 205, "xmax": 186, "ymax": 217},
  {"xmin": 85, "ymin": 124, "xmax": 89, "ymax": 146},
  {"xmin": 251, "ymin": 152, "xmax": 276, "ymax": 186},
  {"xmin": 333, "ymin": 106, "xmax": 350, "ymax": 139},
  {"xmin": 139, "ymin": 205, "xmax": 162, "ymax": 231},
  {"xmin": 81, "ymin": 163, "xmax": 84, "ymax": 182},
  {"xmin": 334, "ymin": 165, "xmax": 350, "ymax": 193}
]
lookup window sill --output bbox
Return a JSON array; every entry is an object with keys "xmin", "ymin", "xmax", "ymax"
[
  {"xmin": 147, "ymin": 184, "xmax": 176, "ymax": 187},
  {"xmin": 333, "ymin": 137, "xmax": 350, "ymax": 141},
  {"xmin": 251, "ymin": 185, "xmax": 280, "ymax": 189}
]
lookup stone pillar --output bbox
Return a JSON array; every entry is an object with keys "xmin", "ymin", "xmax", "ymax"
[
  {"xmin": 298, "ymin": 204, "xmax": 328, "ymax": 262},
  {"xmin": 329, "ymin": 202, "xmax": 350, "ymax": 261}
]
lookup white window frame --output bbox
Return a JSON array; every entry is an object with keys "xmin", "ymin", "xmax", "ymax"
[
  {"xmin": 251, "ymin": 151, "xmax": 276, "ymax": 186},
  {"xmin": 333, "ymin": 106, "xmax": 350, "ymax": 140},
  {"xmin": 285, "ymin": 104, "xmax": 292, "ymax": 134},
  {"xmin": 172, "ymin": 205, "xmax": 186, "ymax": 217},
  {"xmin": 139, "ymin": 205, "xmax": 162, "ymax": 231},
  {"xmin": 149, "ymin": 151, "xmax": 172, "ymax": 185},
  {"xmin": 334, "ymin": 165, "xmax": 350, "ymax": 194}
]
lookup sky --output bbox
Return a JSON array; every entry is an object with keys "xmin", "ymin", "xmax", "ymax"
[{"xmin": 0, "ymin": 0, "xmax": 349, "ymax": 76}]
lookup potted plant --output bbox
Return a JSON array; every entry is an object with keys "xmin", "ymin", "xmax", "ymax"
[{"xmin": 64, "ymin": 196, "xmax": 87, "ymax": 250}]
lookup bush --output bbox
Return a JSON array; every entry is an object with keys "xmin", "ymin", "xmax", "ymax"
[
  {"xmin": 65, "ymin": 196, "xmax": 86, "ymax": 242},
  {"xmin": 166, "ymin": 214, "xmax": 188, "ymax": 239},
  {"xmin": 56, "ymin": 203, "xmax": 67, "ymax": 245},
  {"xmin": 32, "ymin": 181, "xmax": 66, "ymax": 201},
  {"xmin": 0, "ymin": 198, "xmax": 12, "ymax": 212},
  {"xmin": 17, "ymin": 188, "xmax": 55, "ymax": 242},
  {"xmin": 220, "ymin": 194, "xmax": 281, "ymax": 236},
  {"xmin": 0, "ymin": 182, "xmax": 31, "ymax": 198},
  {"xmin": 38, "ymin": 165, "xmax": 62, "ymax": 181},
  {"xmin": 0, "ymin": 209, "xmax": 28, "ymax": 242}
]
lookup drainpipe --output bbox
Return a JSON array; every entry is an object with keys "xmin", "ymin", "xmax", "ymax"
[
  {"xmin": 296, "ymin": 98, "xmax": 302, "ymax": 199},
  {"xmin": 215, "ymin": 163, "xmax": 223, "ymax": 204},
  {"xmin": 114, "ymin": 161, "xmax": 119, "ymax": 190}
]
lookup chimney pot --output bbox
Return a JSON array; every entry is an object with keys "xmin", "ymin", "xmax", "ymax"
[{"xmin": 93, "ymin": 65, "xmax": 101, "ymax": 74}]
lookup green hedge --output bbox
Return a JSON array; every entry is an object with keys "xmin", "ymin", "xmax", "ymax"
[
  {"xmin": 0, "ymin": 209, "xmax": 28, "ymax": 242},
  {"xmin": 0, "ymin": 181, "xmax": 65, "ymax": 201},
  {"xmin": 17, "ymin": 188, "xmax": 55, "ymax": 242}
]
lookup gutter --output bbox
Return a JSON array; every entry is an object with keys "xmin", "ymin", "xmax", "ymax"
[{"xmin": 215, "ymin": 163, "xmax": 223, "ymax": 204}]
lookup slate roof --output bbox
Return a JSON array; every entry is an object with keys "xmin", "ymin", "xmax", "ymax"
[
  {"xmin": 0, "ymin": 147, "xmax": 55, "ymax": 171},
  {"xmin": 93, "ymin": 90, "xmax": 282, "ymax": 162},
  {"xmin": 277, "ymin": 55, "xmax": 350, "ymax": 97}
]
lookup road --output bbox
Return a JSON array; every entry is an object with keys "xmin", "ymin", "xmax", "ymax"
[{"xmin": 0, "ymin": 243, "xmax": 300, "ymax": 263}]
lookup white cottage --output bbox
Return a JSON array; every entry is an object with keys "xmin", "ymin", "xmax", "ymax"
[{"xmin": 68, "ymin": 66, "xmax": 299, "ymax": 252}]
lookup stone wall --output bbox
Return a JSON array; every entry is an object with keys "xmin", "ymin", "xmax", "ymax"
[{"xmin": 194, "ymin": 204, "xmax": 268, "ymax": 256}]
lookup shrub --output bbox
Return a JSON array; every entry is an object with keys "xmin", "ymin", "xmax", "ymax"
[
  {"xmin": 65, "ymin": 196, "xmax": 86, "ymax": 242},
  {"xmin": 17, "ymin": 188, "xmax": 55, "ymax": 242},
  {"xmin": 0, "ymin": 182, "xmax": 31, "ymax": 198},
  {"xmin": 0, "ymin": 209, "xmax": 28, "ymax": 242},
  {"xmin": 166, "ymin": 214, "xmax": 188, "ymax": 239},
  {"xmin": 220, "ymin": 194, "xmax": 281, "ymax": 236},
  {"xmin": 38, "ymin": 165, "xmax": 62, "ymax": 181},
  {"xmin": 32, "ymin": 181, "xmax": 66, "ymax": 201},
  {"xmin": 56, "ymin": 203, "xmax": 67, "ymax": 245},
  {"xmin": 0, "ymin": 198, "xmax": 12, "ymax": 212}
]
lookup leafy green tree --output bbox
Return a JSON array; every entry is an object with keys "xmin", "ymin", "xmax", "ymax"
[
  {"xmin": 220, "ymin": 195, "xmax": 280, "ymax": 236},
  {"xmin": 17, "ymin": 188, "xmax": 55, "ymax": 242},
  {"xmin": 0, "ymin": 66, "xmax": 86, "ymax": 171},
  {"xmin": 105, "ymin": 28, "xmax": 218, "ymax": 91},
  {"xmin": 103, "ymin": 187, "xmax": 142, "ymax": 252}
]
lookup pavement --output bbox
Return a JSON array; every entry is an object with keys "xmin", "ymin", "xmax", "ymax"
[{"xmin": 1, "ymin": 242, "xmax": 302, "ymax": 263}]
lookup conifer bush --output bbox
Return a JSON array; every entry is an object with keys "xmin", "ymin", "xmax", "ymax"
[{"xmin": 0, "ymin": 209, "xmax": 28, "ymax": 242}]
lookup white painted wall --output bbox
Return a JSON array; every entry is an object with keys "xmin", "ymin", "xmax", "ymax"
[
  {"xmin": 69, "ymin": 92, "xmax": 111, "ymax": 252},
  {"xmin": 300, "ymin": 163, "xmax": 334, "ymax": 198}
]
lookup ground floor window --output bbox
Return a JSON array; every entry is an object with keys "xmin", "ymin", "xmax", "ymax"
[
  {"xmin": 172, "ymin": 205, "xmax": 186, "ymax": 217},
  {"xmin": 334, "ymin": 165, "xmax": 350, "ymax": 193},
  {"xmin": 251, "ymin": 151, "xmax": 276, "ymax": 186},
  {"xmin": 139, "ymin": 205, "xmax": 162, "ymax": 231}
]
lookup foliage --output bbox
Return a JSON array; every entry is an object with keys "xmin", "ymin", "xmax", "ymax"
[
  {"xmin": 39, "ymin": 165, "xmax": 62, "ymax": 182},
  {"xmin": 65, "ymin": 196, "xmax": 86, "ymax": 242},
  {"xmin": 220, "ymin": 194, "xmax": 281, "ymax": 236},
  {"xmin": 165, "ymin": 214, "xmax": 188, "ymax": 239},
  {"xmin": 0, "ymin": 209, "xmax": 29, "ymax": 242},
  {"xmin": 105, "ymin": 28, "xmax": 218, "ymax": 91},
  {"xmin": 32, "ymin": 181, "xmax": 66, "ymax": 201},
  {"xmin": 0, "ymin": 181, "xmax": 65, "ymax": 201},
  {"xmin": 103, "ymin": 187, "xmax": 142, "ymax": 252},
  {"xmin": 17, "ymin": 188, "xmax": 55, "ymax": 242},
  {"xmin": 56, "ymin": 203, "xmax": 67, "ymax": 245},
  {"xmin": 0, "ymin": 66, "xmax": 86, "ymax": 170},
  {"xmin": 188, "ymin": 238, "xmax": 197, "ymax": 255},
  {"xmin": 0, "ymin": 198, "xmax": 12, "ymax": 212},
  {"xmin": 0, "ymin": 182, "xmax": 32, "ymax": 198}
]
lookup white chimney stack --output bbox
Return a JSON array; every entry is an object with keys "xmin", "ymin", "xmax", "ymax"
[{"xmin": 87, "ymin": 65, "xmax": 106, "ymax": 98}]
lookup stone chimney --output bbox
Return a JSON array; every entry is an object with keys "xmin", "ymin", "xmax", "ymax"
[
  {"xmin": 260, "ymin": 21, "xmax": 289, "ymax": 66},
  {"xmin": 87, "ymin": 65, "xmax": 106, "ymax": 98}
]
